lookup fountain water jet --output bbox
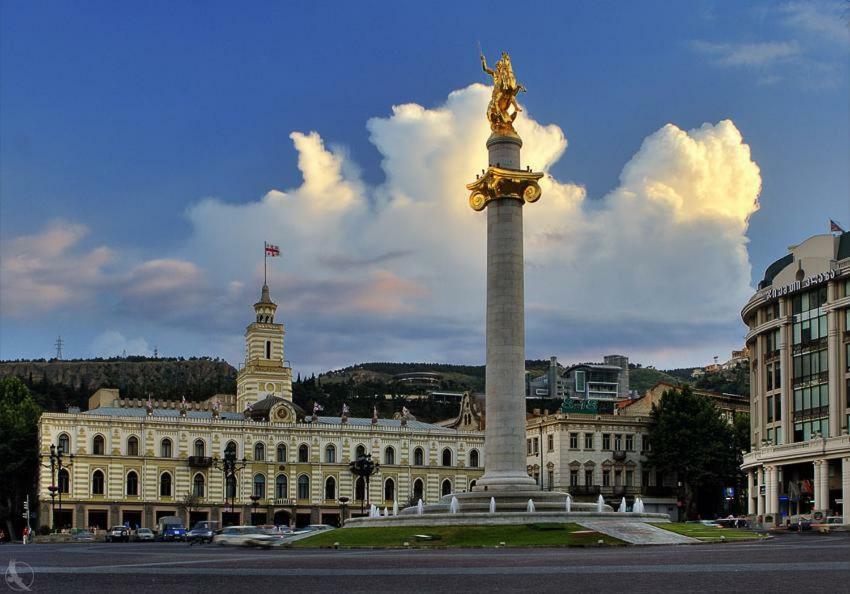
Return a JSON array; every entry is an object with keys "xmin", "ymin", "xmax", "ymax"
[
  {"xmin": 565, "ymin": 495, "xmax": 571, "ymax": 513},
  {"xmin": 489, "ymin": 497, "xmax": 496, "ymax": 514},
  {"xmin": 450, "ymin": 496, "xmax": 460, "ymax": 514},
  {"xmin": 618, "ymin": 497, "xmax": 627, "ymax": 513},
  {"xmin": 392, "ymin": 500, "xmax": 399, "ymax": 516},
  {"xmin": 597, "ymin": 494, "xmax": 605, "ymax": 513},
  {"xmin": 416, "ymin": 499, "xmax": 424, "ymax": 516},
  {"xmin": 527, "ymin": 499, "xmax": 535, "ymax": 513}
]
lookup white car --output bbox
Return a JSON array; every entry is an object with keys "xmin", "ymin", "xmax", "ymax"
[
  {"xmin": 212, "ymin": 526, "xmax": 279, "ymax": 547},
  {"xmin": 134, "ymin": 528, "xmax": 155, "ymax": 541}
]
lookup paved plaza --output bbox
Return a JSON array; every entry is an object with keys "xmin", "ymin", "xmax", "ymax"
[{"xmin": 1, "ymin": 533, "xmax": 848, "ymax": 593}]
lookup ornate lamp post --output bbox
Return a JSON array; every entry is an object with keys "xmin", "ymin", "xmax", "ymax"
[
  {"xmin": 349, "ymin": 454, "xmax": 380, "ymax": 515},
  {"xmin": 40, "ymin": 444, "xmax": 74, "ymax": 531},
  {"xmin": 212, "ymin": 449, "xmax": 248, "ymax": 515},
  {"xmin": 338, "ymin": 496, "xmax": 350, "ymax": 527}
]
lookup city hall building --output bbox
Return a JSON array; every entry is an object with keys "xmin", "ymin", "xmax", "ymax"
[
  {"xmin": 37, "ymin": 284, "xmax": 484, "ymax": 530},
  {"xmin": 741, "ymin": 231, "xmax": 850, "ymax": 524}
]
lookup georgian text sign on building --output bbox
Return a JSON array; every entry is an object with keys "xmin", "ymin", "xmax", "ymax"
[{"xmin": 765, "ymin": 269, "xmax": 836, "ymax": 301}]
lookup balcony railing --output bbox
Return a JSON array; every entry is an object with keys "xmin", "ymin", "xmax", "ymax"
[
  {"xmin": 187, "ymin": 456, "xmax": 213, "ymax": 467},
  {"xmin": 273, "ymin": 498, "xmax": 294, "ymax": 506}
]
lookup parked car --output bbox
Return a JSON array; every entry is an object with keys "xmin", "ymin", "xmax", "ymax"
[
  {"xmin": 106, "ymin": 526, "xmax": 130, "ymax": 543},
  {"xmin": 134, "ymin": 528, "xmax": 155, "ymax": 542},
  {"xmin": 69, "ymin": 528, "xmax": 94, "ymax": 542},
  {"xmin": 187, "ymin": 521, "xmax": 219, "ymax": 545},
  {"xmin": 156, "ymin": 516, "xmax": 187, "ymax": 541},
  {"xmin": 212, "ymin": 526, "xmax": 265, "ymax": 547}
]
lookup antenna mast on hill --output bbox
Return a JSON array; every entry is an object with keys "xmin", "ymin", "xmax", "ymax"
[{"xmin": 54, "ymin": 336, "xmax": 64, "ymax": 360}]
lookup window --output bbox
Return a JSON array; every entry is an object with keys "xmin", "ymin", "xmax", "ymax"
[
  {"xmin": 384, "ymin": 478, "xmax": 395, "ymax": 501},
  {"xmin": 441, "ymin": 479, "xmax": 452, "ymax": 496},
  {"xmin": 160, "ymin": 472, "xmax": 172, "ymax": 497},
  {"xmin": 194, "ymin": 439, "xmax": 205, "ymax": 458},
  {"xmin": 602, "ymin": 469, "xmax": 610, "ymax": 487},
  {"xmin": 92, "ymin": 435, "xmax": 105, "ymax": 455},
  {"xmin": 58, "ymin": 468, "xmax": 70, "ymax": 494},
  {"xmin": 414, "ymin": 447, "xmax": 424, "ymax": 466},
  {"xmin": 265, "ymin": 340, "xmax": 271, "ymax": 359},
  {"xmin": 584, "ymin": 433, "xmax": 593, "ymax": 450},
  {"xmin": 532, "ymin": 438, "xmax": 539, "ymax": 455},
  {"xmin": 275, "ymin": 475, "xmax": 287, "ymax": 499},
  {"xmin": 441, "ymin": 448, "xmax": 452, "ymax": 467},
  {"xmin": 547, "ymin": 434, "xmax": 554, "ymax": 452},
  {"xmin": 253, "ymin": 474, "xmax": 266, "ymax": 498},
  {"xmin": 469, "ymin": 449, "xmax": 480, "ymax": 468},
  {"xmin": 161, "ymin": 438, "xmax": 172, "ymax": 458},
  {"xmin": 297, "ymin": 474, "xmax": 310, "ymax": 499},
  {"xmin": 625, "ymin": 434, "xmax": 634, "ymax": 451},
  {"xmin": 547, "ymin": 470, "xmax": 554, "ymax": 489},
  {"xmin": 91, "ymin": 470, "xmax": 104, "ymax": 495},
  {"xmin": 575, "ymin": 370, "xmax": 586, "ymax": 392},
  {"xmin": 127, "ymin": 436, "xmax": 139, "ymax": 456},
  {"xmin": 298, "ymin": 444, "xmax": 309, "ymax": 462},
  {"xmin": 277, "ymin": 443, "xmax": 287, "ymax": 462},
  {"xmin": 254, "ymin": 442, "xmax": 265, "ymax": 461},
  {"xmin": 324, "ymin": 476, "xmax": 336, "ymax": 500},
  {"xmin": 226, "ymin": 476, "xmax": 236, "ymax": 499},
  {"xmin": 569, "ymin": 433, "xmax": 578, "ymax": 449},
  {"xmin": 642, "ymin": 436, "xmax": 651, "ymax": 452},
  {"xmin": 614, "ymin": 470, "xmax": 622, "ymax": 487},
  {"xmin": 225, "ymin": 441, "xmax": 237, "ymax": 456},
  {"xmin": 584, "ymin": 469, "xmax": 593, "ymax": 486},
  {"xmin": 193, "ymin": 474, "xmax": 205, "ymax": 498},
  {"xmin": 413, "ymin": 479, "xmax": 424, "ymax": 500},
  {"xmin": 355, "ymin": 444, "xmax": 366, "ymax": 458},
  {"xmin": 614, "ymin": 434, "xmax": 622, "ymax": 451},
  {"xmin": 57, "ymin": 433, "xmax": 70, "ymax": 454},
  {"xmin": 355, "ymin": 476, "xmax": 366, "ymax": 501},
  {"xmin": 126, "ymin": 471, "xmax": 138, "ymax": 496},
  {"xmin": 384, "ymin": 446, "xmax": 395, "ymax": 465},
  {"xmin": 570, "ymin": 469, "xmax": 578, "ymax": 486},
  {"xmin": 325, "ymin": 444, "xmax": 336, "ymax": 463},
  {"xmin": 602, "ymin": 434, "xmax": 610, "ymax": 450},
  {"xmin": 767, "ymin": 395, "xmax": 774, "ymax": 422},
  {"xmin": 626, "ymin": 470, "xmax": 634, "ymax": 487},
  {"xmin": 527, "ymin": 439, "xmax": 532, "ymax": 455}
]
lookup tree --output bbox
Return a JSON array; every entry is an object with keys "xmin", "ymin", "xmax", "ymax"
[
  {"xmin": 646, "ymin": 386, "xmax": 737, "ymax": 519},
  {"xmin": 178, "ymin": 491, "xmax": 201, "ymax": 523},
  {"xmin": 0, "ymin": 377, "xmax": 42, "ymax": 538}
]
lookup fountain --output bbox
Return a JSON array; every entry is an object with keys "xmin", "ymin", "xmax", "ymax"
[
  {"xmin": 416, "ymin": 499, "xmax": 424, "ymax": 516},
  {"xmin": 392, "ymin": 500, "xmax": 399, "ymax": 516},
  {"xmin": 527, "ymin": 499, "xmax": 535, "ymax": 513},
  {"xmin": 634, "ymin": 497, "xmax": 645, "ymax": 514},
  {"xmin": 618, "ymin": 497, "xmax": 627, "ymax": 513},
  {"xmin": 383, "ymin": 507, "xmax": 389, "ymax": 517},
  {"xmin": 565, "ymin": 495, "xmax": 571, "ymax": 513},
  {"xmin": 489, "ymin": 497, "xmax": 496, "ymax": 514},
  {"xmin": 450, "ymin": 496, "xmax": 460, "ymax": 514},
  {"xmin": 597, "ymin": 494, "xmax": 605, "ymax": 513}
]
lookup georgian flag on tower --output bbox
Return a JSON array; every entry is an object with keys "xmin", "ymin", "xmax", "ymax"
[
  {"xmin": 265, "ymin": 242, "xmax": 281, "ymax": 257},
  {"xmin": 830, "ymin": 219, "xmax": 845, "ymax": 233}
]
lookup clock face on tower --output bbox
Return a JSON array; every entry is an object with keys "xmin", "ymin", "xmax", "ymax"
[{"xmin": 265, "ymin": 382, "xmax": 276, "ymax": 392}]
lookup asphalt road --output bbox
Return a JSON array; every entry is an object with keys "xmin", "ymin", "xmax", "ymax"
[{"xmin": 1, "ymin": 532, "xmax": 848, "ymax": 593}]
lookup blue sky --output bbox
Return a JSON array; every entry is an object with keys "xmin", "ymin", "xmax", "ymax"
[{"xmin": 1, "ymin": 1, "xmax": 848, "ymax": 373}]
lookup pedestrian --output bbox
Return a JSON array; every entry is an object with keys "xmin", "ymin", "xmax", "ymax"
[
  {"xmin": 22, "ymin": 526, "xmax": 30, "ymax": 545},
  {"xmin": 0, "ymin": 529, "xmax": 6, "ymax": 543}
]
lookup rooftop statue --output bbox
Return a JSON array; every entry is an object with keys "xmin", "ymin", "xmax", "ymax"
[{"xmin": 481, "ymin": 51, "xmax": 526, "ymax": 136}]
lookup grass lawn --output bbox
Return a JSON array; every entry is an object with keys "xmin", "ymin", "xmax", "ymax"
[
  {"xmin": 652, "ymin": 523, "xmax": 761, "ymax": 541},
  {"xmin": 291, "ymin": 523, "xmax": 624, "ymax": 548}
]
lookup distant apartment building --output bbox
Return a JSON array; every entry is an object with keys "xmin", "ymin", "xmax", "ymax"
[{"xmin": 526, "ymin": 355, "xmax": 630, "ymax": 402}]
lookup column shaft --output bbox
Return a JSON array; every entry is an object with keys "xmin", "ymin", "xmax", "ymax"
[
  {"xmin": 842, "ymin": 457, "xmax": 850, "ymax": 525},
  {"xmin": 747, "ymin": 470, "xmax": 756, "ymax": 515}
]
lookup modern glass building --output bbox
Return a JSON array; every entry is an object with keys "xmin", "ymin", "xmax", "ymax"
[{"xmin": 741, "ymin": 232, "xmax": 850, "ymax": 524}]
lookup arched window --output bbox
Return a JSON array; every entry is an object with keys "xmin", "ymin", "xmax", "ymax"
[
  {"xmin": 226, "ymin": 476, "xmax": 236, "ymax": 499},
  {"xmin": 91, "ymin": 470, "xmax": 105, "ymax": 495},
  {"xmin": 298, "ymin": 444, "xmax": 309, "ymax": 462},
  {"xmin": 297, "ymin": 474, "xmax": 310, "ymax": 500},
  {"xmin": 193, "ymin": 474, "xmax": 205, "ymax": 498},
  {"xmin": 384, "ymin": 446, "xmax": 395, "ymax": 465},
  {"xmin": 92, "ymin": 435, "xmax": 105, "ymax": 456},
  {"xmin": 413, "ymin": 478, "xmax": 424, "ymax": 500},
  {"xmin": 469, "ymin": 479, "xmax": 477, "ymax": 491},
  {"xmin": 194, "ymin": 439, "xmax": 205, "ymax": 458},
  {"xmin": 469, "ymin": 449, "xmax": 480, "ymax": 468},
  {"xmin": 355, "ymin": 477, "xmax": 365, "ymax": 501},
  {"xmin": 127, "ymin": 436, "xmax": 139, "ymax": 456},
  {"xmin": 441, "ymin": 479, "xmax": 452, "ymax": 496},
  {"xmin": 276, "ymin": 443, "xmax": 287, "ymax": 462},
  {"xmin": 254, "ymin": 442, "xmax": 265, "ymax": 461},
  {"xmin": 384, "ymin": 478, "xmax": 395, "ymax": 502},
  {"xmin": 225, "ymin": 441, "xmax": 237, "ymax": 456},
  {"xmin": 325, "ymin": 444, "xmax": 336, "ymax": 463},
  {"xmin": 265, "ymin": 340, "xmax": 271, "ymax": 359},
  {"xmin": 160, "ymin": 472, "xmax": 172, "ymax": 497},
  {"xmin": 275, "ymin": 474, "xmax": 287, "ymax": 499},
  {"xmin": 161, "ymin": 438, "xmax": 173, "ymax": 458},
  {"xmin": 441, "ymin": 448, "xmax": 452, "ymax": 467},
  {"xmin": 253, "ymin": 474, "xmax": 266, "ymax": 498},
  {"xmin": 413, "ymin": 447, "xmax": 424, "ymax": 466},
  {"xmin": 355, "ymin": 444, "xmax": 366, "ymax": 458},
  {"xmin": 126, "ymin": 471, "xmax": 139, "ymax": 496},
  {"xmin": 58, "ymin": 468, "xmax": 70, "ymax": 494},
  {"xmin": 324, "ymin": 476, "xmax": 336, "ymax": 500},
  {"xmin": 57, "ymin": 433, "xmax": 70, "ymax": 454}
]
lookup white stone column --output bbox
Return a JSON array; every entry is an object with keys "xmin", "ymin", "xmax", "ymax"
[
  {"xmin": 842, "ymin": 457, "xmax": 850, "ymax": 524},
  {"xmin": 756, "ymin": 467, "xmax": 765, "ymax": 517},
  {"xmin": 814, "ymin": 459, "xmax": 830, "ymax": 511},
  {"xmin": 747, "ymin": 470, "xmax": 756, "ymax": 515},
  {"xmin": 765, "ymin": 465, "xmax": 778, "ymax": 517},
  {"xmin": 474, "ymin": 134, "xmax": 536, "ymax": 492}
]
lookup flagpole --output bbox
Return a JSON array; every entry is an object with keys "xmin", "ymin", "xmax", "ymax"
[{"xmin": 264, "ymin": 242, "xmax": 267, "ymax": 286}]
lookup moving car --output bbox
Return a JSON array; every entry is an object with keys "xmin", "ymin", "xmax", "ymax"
[
  {"xmin": 187, "ymin": 521, "xmax": 219, "ymax": 545},
  {"xmin": 106, "ymin": 526, "xmax": 130, "ymax": 543},
  {"xmin": 212, "ymin": 526, "xmax": 265, "ymax": 547},
  {"xmin": 134, "ymin": 528, "xmax": 155, "ymax": 541},
  {"xmin": 786, "ymin": 514, "xmax": 812, "ymax": 531},
  {"xmin": 157, "ymin": 516, "xmax": 187, "ymax": 541},
  {"xmin": 69, "ymin": 528, "xmax": 94, "ymax": 542},
  {"xmin": 244, "ymin": 525, "xmax": 292, "ymax": 548}
]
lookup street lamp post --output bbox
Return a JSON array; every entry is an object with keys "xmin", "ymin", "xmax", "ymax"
[
  {"xmin": 249, "ymin": 495, "xmax": 261, "ymax": 525},
  {"xmin": 348, "ymin": 454, "xmax": 380, "ymax": 515},
  {"xmin": 212, "ymin": 449, "xmax": 248, "ymax": 517},
  {"xmin": 40, "ymin": 444, "xmax": 74, "ymax": 531},
  {"xmin": 338, "ymin": 496, "xmax": 350, "ymax": 527}
]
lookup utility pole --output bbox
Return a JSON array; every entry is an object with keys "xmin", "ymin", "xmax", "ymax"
[{"xmin": 55, "ymin": 336, "xmax": 64, "ymax": 360}]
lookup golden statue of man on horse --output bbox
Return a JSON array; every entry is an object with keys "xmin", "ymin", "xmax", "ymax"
[{"xmin": 480, "ymin": 50, "xmax": 526, "ymax": 136}]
